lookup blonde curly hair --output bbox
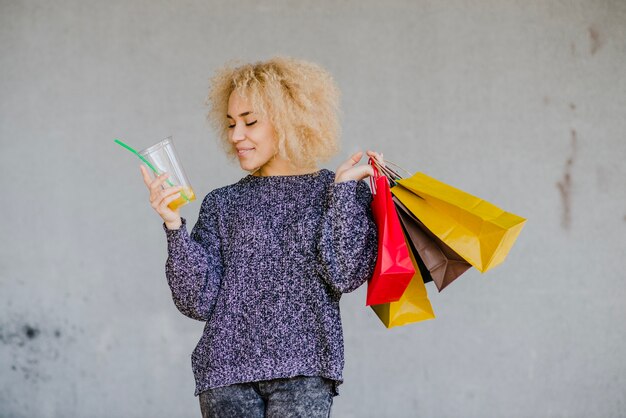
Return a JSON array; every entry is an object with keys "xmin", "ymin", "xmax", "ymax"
[{"xmin": 206, "ymin": 56, "xmax": 341, "ymax": 170}]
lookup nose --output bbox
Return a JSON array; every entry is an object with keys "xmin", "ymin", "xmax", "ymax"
[{"xmin": 230, "ymin": 123, "xmax": 246, "ymax": 143}]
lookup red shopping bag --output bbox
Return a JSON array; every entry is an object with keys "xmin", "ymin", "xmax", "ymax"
[{"xmin": 366, "ymin": 158, "xmax": 415, "ymax": 306}]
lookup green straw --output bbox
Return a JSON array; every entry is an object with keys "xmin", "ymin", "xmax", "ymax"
[{"xmin": 114, "ymin": 138, "xmax": 190, "ymax": 202}]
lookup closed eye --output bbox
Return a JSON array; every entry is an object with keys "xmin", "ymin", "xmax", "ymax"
[{"xmin": 227, "ymin": 121, "xmax": 257, "ymax": 129}]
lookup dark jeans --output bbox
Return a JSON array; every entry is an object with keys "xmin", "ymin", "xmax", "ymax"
[{"xmin": 199, "ymin": 376, "xmax": 334, "ymax": 418}]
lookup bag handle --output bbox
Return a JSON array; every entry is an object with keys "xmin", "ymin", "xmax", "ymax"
[
  {"xmin": 368, "ymin": 155, "xmax": 411, "ymax": 191},
  {"xmin": 368, "ymin": 157, "xmax": 381, "ymax": 194},
  {"xmin": 384, "ymin": 159, "xmax": 413, "ymax": 177},
  {"xmin": 369, "ymin": 157, "xmax": 413, "ymax": 188},
  {"xmin": 370, "ymin": 156, "xmax": 404, "ymax": 190}
]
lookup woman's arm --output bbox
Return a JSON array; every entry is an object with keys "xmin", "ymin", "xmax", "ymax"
[
  {"xmin": 163, "ymin": 192, "xmax": 223, "ymax": 321},
  {"xmin": 316, "ymin": 180, "xmax": 378, "ymax": 295}
]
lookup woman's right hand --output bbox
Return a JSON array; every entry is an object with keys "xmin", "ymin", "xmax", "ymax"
[
  {"xmin": 334, "ymin": 150, "xmax": 385, "ymax": 183},
  {"xmin": 140, "ymin": 165, "xmax": 183, "ymax": 229}
]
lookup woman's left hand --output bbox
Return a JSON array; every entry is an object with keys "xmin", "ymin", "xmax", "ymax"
[{"xmin": 334, "ymin": 150, "xmax": 385, "ymax": 183}]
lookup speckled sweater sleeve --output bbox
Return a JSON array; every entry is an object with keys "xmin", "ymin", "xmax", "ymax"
[
  {"xmin": 162, "ymin": 192, "xmax": 223, "ymax": 321},
  {"xmin": 317, "ymin": 180, "xmax": 378, "ymax": 294}
]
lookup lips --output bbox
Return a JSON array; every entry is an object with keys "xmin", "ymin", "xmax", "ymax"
[{"xmin": 237, "ymin": 148, "xmax": 254, "ymax": 157}]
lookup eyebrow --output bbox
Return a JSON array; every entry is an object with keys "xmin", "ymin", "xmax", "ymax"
[{"xmin": 226, "ymin": 111, "xmax": 253, "ymax": 119}]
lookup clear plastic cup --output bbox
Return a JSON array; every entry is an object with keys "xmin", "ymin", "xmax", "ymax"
[{"xmin": 138, "ymin": 136, "xmax": 196, "ymax": 210}]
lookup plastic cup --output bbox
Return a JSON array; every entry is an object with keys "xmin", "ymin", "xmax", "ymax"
[{"xmin": 138, "ymin": 136, "xmax": 196, "ymax": 210}]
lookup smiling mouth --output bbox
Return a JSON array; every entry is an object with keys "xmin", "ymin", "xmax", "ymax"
[{"xmin": 237, "ymin": 148, "xmax": 254, "ymax": 156}]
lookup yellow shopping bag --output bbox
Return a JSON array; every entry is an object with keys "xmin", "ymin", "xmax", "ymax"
[
  {"xmin": 391, "ymin": 172, "xmax": 526, "ymax": 273},
  {"xmin": 371, "ymin": 242, "xmax": 436, "ymax": 328}
]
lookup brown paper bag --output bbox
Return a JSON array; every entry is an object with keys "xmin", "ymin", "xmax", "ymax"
[{"xmin": 393, "ymin": 196, "xmax": 472, "ymax": 292}]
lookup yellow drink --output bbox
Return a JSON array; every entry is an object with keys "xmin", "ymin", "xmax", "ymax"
[{"xmin": 168, "ymin": 186, "xmax": 196, "ymax": 210}]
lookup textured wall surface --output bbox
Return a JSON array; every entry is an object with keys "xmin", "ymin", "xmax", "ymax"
[{"xmin": 1, "ymin": 1, "xmax": 625, "ymax": 417}]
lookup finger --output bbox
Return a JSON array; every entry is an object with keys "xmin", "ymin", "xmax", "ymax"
[
  {"xmin": 364, "ymin": 164, "xmax": 376, "ymax": 178},
  {"xmin": 140, "ymin": 165, "xmax": 156, "ymax": 187},
  {"xmin": 350, "ymin": 150, "xmax": 364, "ymax": 163},
  {"xmin": 340, "ymin": 164, "xmax": 376, "ymax": 182},
  {"xmin": 336, "ymin": 151, "xmax": 363, "ymax": 175},
  {"xmin": 366, "ymin": 150, "xmax": 386, "ymax": 167},
  {"xmin": 151, "ymin": 187, "xmax": 178, "ymax": 208},
  {"xmin": 149, "ymin": 172, "xmax": 170, "ymax": 192},
  {"xmin": 158, "ymin": 191, "xmax": 182, "ymax": 212},
  {"xmin": 366, "ymin": 150, "xmax": 383, "ymax": 159},
  {"xmin": 152, "ymin": 185, "xmax": 182, "ymax": 204}
]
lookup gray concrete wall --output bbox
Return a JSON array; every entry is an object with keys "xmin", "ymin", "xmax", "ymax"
[{"xmin": 1, "ymin": 1, "xmax": 625, "ymax": 417}]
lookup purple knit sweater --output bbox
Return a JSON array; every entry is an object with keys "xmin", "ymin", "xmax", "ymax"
[{"xmin": 162, "ymin": 169, "xmax": 378, "ymax": 396}]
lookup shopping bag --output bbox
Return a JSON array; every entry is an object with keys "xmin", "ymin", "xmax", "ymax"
[
  {"xmin": 370, "ymin": 238, "xmax": 435, "ymax": 328},
  {"xmin": 393, "ymin": 196, "xmax": 472, "ymax": 291},
  {"xmin": 366, "ymin": 160, "xmax": 415, "ymax": 306},
  {"xmin": 391, "ymin": 173, "xmax": 526, "ymax": 272}
]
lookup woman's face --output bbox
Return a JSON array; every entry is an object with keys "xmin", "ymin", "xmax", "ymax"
[{"xmin": 227, "ymin": 91, "xmax": 278, "ymax": 174}]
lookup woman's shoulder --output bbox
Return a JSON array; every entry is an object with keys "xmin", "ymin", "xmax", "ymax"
[{"xmin": 198, "ymin": 181, "xmax": 239, "ymax": 207}]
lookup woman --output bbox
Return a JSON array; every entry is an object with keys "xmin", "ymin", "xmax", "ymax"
[{"xmin": 140, "ymin": 56, "xmax": 382, "ymax": 417}]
